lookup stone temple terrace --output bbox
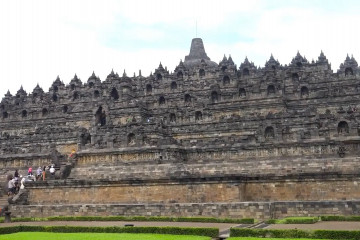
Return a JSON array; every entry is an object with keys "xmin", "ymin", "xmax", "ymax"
[{"xmin": 2, "ymin": 38, "xmax": 360, "ymax": 219}]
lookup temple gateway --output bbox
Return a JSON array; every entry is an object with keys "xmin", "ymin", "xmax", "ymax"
[{"xmin": 2, "ymin": 38, "xmax": 360, "ymax": 219}]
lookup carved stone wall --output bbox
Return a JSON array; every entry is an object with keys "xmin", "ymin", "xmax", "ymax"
[
  {"xmin": 0, "ymin": 39, "xmax": 359, "ymax": 162},
  {"xmin": 24, "ymin": 174, "xmax": 360, "ymax": 205},
  {"xmin": 9, "ymin": 201, "xmax": 360, "ymax": 220},
  {"xmin": 2, "ymin": 38, "xmax": 360, "ymax": 219}
]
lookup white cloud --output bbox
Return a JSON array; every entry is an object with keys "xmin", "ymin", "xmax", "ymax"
[
  {"xmin": 115, "ymin": 0, "xmax": 263, "ymax": 30},
  {"xmin": 208, "ymin": 4, "xmax": 360, "ymax": 70}
]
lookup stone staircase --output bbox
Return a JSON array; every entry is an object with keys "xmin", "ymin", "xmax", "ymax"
[
  {"xmin": 218, "ymin": 222, "xmax": 267, "ymax": 240},
  {"xmin": 0, "ymin": 192, "xmax": 9, "ymax": 214}
]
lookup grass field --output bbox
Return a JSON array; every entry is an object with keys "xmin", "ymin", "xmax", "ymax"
[
  {"xmin": 227, "ymin": 238, "xmax": 329, "ymax": 240},
  {"xmin": 0, "ymin": 232, "xmax": 212, "ymax": 240}
]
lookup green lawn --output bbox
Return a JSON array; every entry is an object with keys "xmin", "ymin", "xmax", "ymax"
[
  {"xmin": 0, "ymin": 232, "xmax": 211, "ymax": 240},
  {"xmin": 227, "ymin": 238, "xmax": 329, "ymax": 240}
]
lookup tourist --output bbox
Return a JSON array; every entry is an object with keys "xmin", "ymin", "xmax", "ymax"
[
  {"xmin": 50, "ymin": 165, "xmax": 55, "ymax": 178},
  {"xmin": 7, "ymin": 177, "xmax": 16, "ymax": 196},
  {"xmin": 28, "ymin": 167, "xmax": 33, "ymax": 176},
  {"xmin": 20, "ymin": 175, "xmax": 25, "ymax": 190},
  {"xmin": 36, "ymin": 167, "xmax": 42, "ymax": 181},
  {"xmin": 14, "ymin": 169, "xmax": 19, "ymax": 178},
  {"xmin": 69, "ymin": 149, "xmax": 76, "ymax": 158},
  {"xmin": 42, "ymin": 166, "xmax": 46, "ymax": 181},
  {"xmin": 14, "ymin": 169, "xmax": 20, "ymax": 191}
]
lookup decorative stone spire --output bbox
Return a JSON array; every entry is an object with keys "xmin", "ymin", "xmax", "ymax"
[
  {"xmin": 89, "ymin": 71, "xmax": 97, "ymax": 80},
  {"xmin": 351, "ymin": 55, "xmax": 358, "ymax": 65},
  {"xmin": 174, "ymin": 59, "xmax": 187, "ymax": 73},
  {"xmin": 185, "ymin": 38, "xmax": 210, "ymax": 61},
  {"xmin": 291, "ymin": 51, "xmax": 308, "ymax": 66},
  {"xmin": 87, "ymin": 71, "xmax": 101, "ymax": 86},
  {"xmin": 219, "ymin": 54, "xmax": 228, "ymax": 65},
  {"xmin": 71, "ymin": 74, "xmax": 82, "ymax": 82},
  {"xmin": 228, "ymin": 55, "xmax": 234, "ymax": 65},
  {"xmin": 55, "ymin": 75, "xmax": 61, "ymax": 83},
  {"xmin": 5, "ymin": 90, "xmax": 12, "ymax": 98},
  {"xmin": 107, "ymin": 69, "xmax": 116, "ymax": 79},
  {"xmin": 16, "ymin": 85, "xmax": 27, "ymax": 97},
  {"xmin": 156, "ymin": 62, "xmax": 165, "ymax": 72},
  {"xmin": 338, "ymin": 54, "xmax": 358, "ymax": 75},
  {"xmin": 243, "ymin": 56, "xmax": 250, "ymax": 65},
  {"xmin": 320, "ymin": 50, "xmax": 325, "ymax": 58},
  {"xmin": 123, "ymin": 69, "xmax": 127, "ymax": 77},
  {"xmin": 342, "ymin": 54, "xmax": 358, "ymax": 66},
  {"xmin": 269, "ymin": 53, "xmax": 275, "ymax": 61},
  {"xmin": 317, "ymin": 50, "xmax": 328, "ymax": 64},
  {"xmin": 265, "ymin": 54, "xmax": 280, "ymax": 69},
  {"xmin": 33, "ymin": 83, "xmax": 44, "ymax": 94},
  {"xmin": 183, "ymin": 38, "xmax": 217, "ymax": 68},
  {"xmin": 51, "ymin": 75, "xmax": 64, "ymax": 90},
  {"xmin": 69, "ymin": 74, "xmax": 82, "ymax": 88}
]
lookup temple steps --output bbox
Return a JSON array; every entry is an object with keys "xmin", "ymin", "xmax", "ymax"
[{"xmin": 0, "ymin": 193, "xmax": 9, "ymax": 209}]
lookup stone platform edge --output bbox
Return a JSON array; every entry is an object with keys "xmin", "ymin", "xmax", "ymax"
[{"xmin": 9, "ymin": 200, "xmax": 360, "ymax": 220}]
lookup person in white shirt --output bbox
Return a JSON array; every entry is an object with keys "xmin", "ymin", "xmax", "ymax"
[
  {"xmin": 20, "ymin": 175, "xmax": 25, "ymax": 190},
  {"xmin": 36, "ymin": 167, "xmax": 43, "ymax": 181},
  {"xmin": 8, "ymin": 178, "xmax": 16, "ymax": 196},
  {"xmin": 49, "ymin": 165, "xmax": 55, "ymax": 178}
]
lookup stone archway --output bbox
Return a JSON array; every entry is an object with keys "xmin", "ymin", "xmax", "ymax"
[
  {"xmin": 94, "ymin": 90, "xmax": 100, "ymax": 98},
  {"xmin": 211, "ymin": 91, "xmax": 218, "ymax": 103},
  {"xmin": 21, "ymin": 110, "xmax": 27, "ymax": 118},
  {"xmin": 184, "ymin": 94, "xmax": 191, "ymax": 104},
  {"xmin": 223, "ymin": 75, "xmax": 230, "ymax": 85},
  {"xmin": 127, "ymin": 133, "xmax": 135, "ymax": 145},
  {"xmin": 42, "ymin": 108, "xmax": 48, "ymax": 117},
  {"xmin": 177, "ymin": 71, "xmax": 183, "ymax": 78},
  {"xmin": 111, "ymin": 88, "xmax": 119, "ymax": 100},
  {"xmin": 243, "ymin": 68, "xmax": 249, "ymax": 76},
  {"xmin": 292, "ymin": 73, "xmax": 299, "ymax": 81},
  {"xmin": 146, "ymin": 84, "xmax": 152, "ymax": 94},
  {"xmin": 338, "ymin": 121, "xmax": 349, "ymax": 134},
  {"xmin": 345, "ymin": 67, "xmax": 353, "ymax": 76},
  {"xmin": 170, "ymin": 113, "xmax": 176, "ymax": 123},
  {"xmin": 195, "ymin": 111, "xmax": 203, "ymax": 121},
  {"xmin": 171, "ymin": 82, "xmax": 177, "ymax": 90},
  {"xmin": 265, "ymin": 126, "xmax": 275, "ymax": 139},
  {"xmin": 159, "ymin": 96, "xmax": 166, "ymax": 105},
  {"xmin": 301, "ymin": 86, "xmax": 309, "ymax": 98},
  {"xmin": 239, "ymin": 88, "xmax": 246, "ymax": 98},
  {"xmin": 95, "ymin": 106, "xmax": 106, "ymax": 126},
  {"xmin": 267, "ymin": 85, "xmax": 275, "ymax": 95}
]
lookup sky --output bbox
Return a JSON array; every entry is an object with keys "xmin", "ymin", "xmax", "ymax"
[{"xmin": 0, "ymin": 0, "xmax": 359, "ymax": 98}]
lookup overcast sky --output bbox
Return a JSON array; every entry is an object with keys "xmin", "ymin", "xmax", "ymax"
[{"xmin": 0, "ymin": 0, "xmax": 359, "ymax": 98}]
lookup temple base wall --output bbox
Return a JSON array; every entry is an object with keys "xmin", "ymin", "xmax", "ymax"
[
  {"xmin": 9, "ymin": 201, "xmax": 360, "ymax": 220},
  {"xmin": 25, "ymin": 175, "xmax": 360, "ymax": 205}
]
